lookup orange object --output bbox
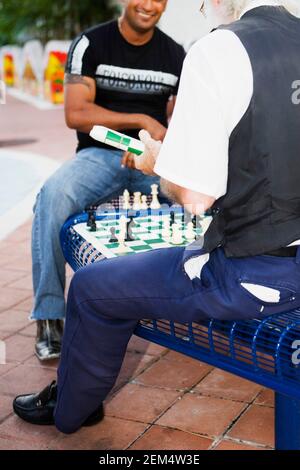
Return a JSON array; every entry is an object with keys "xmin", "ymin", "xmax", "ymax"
[
  {"xmin": 44, "ymin": 51, "xmax": 67, "ymax": 104},
  {"xmin": 3, "ymin": 54, "xmax": 15, "ymax": 87}
]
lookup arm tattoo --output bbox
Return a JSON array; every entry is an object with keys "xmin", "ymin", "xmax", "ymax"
[{"xmin": 64, "ymin": 73, "xmax": 92, "ymax": 89}]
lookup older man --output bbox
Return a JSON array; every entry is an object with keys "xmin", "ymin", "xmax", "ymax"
[{"xmin": 14, "ymin": 0, "xmax": 300, "ymax": 434}]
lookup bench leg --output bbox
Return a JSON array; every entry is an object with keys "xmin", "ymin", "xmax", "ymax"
[{"xmin": 275, "ymin": 392, "xmax": 300, "ymax": 450}]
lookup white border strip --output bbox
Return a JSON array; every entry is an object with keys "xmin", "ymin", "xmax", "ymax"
[
  {"xmin": 0, "ymin": 150, "xmax": 61, "ymax": 241},
  {"xmin": 7, "ymin": 88, "xmax": 63, "ymax": 110}
]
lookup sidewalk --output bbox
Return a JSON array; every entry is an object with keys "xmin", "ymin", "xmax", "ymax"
[{"xmin": 0, "ymin": 96, "xmax": 274, "ymax": 450}]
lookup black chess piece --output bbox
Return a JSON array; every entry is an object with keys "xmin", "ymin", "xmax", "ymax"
[
  {"xmin": 125, "ymin": 217, "xmax": 136, "ymax": 242},
  {"xmin": 170, "ymin": 211, "xmax": 175, "ymax": 226},
  {"xmin": 89, "ymin": 214, "xmax": 97, "ymax": 232},
  {"xmin": 87, "ymin": 207, "xmax": 97, "ymax": 231}
]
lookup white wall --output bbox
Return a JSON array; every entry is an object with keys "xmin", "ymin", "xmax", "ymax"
[{"xmin": 159, "ymin": 0, "xmax": 211, "ymax": 50}]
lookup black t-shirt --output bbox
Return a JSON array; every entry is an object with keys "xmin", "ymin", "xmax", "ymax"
[{"xmin": 65, "ymin": 20, "xmax": 186, "ymax": 152}]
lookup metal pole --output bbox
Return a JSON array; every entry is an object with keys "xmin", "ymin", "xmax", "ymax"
[{"xmin": 275, "ymin": 392, "xmax": 300, "ymax": 450}]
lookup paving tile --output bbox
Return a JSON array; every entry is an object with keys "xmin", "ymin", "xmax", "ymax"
[
  {"xmin": 227, "ymin": 404, "xmax": 274, "ymax": 448},
  {"xmin": 18, "ymin": 322, "xmax": 36, "ymax": 337},
  {"xmin": 0, "ymin": 309, "xmax": 31, "ymax": 334},
  {"xmin": 129, "ymin": 425, "xmax": 213, "ymax": 450},
  {"xmin": 10, "ymin": 297, "xmax": 33, "ymax": 313},
  {"xmin": 23, "ymin": 354, "xmax": 59, "ymax": 369},
  {"xmin": 193, "ymin": 369, "xmax": 262, "ymax": 402},
  {"xmin": 157, "ymin": 393, "xmax": 246, "ymax": 438},
  {"xmin": 0, "ymin": 362, "xmax": 18, "ymax": 377},
  {"xmin": 0, "ymin": 287, "xmax": 31, "ymax": 313},
  {"xmin": 0, "ymin": 415, "xmax": 59, "ymax": 448},
  {"xmin": 214, "ymin": 439, "xmax": 268, "ymax": 450},
  {"xmin": 6, "ymin": 274, "xmax": 33, "ymax": 291},
  {"xmin": 105, "ymin": 383, "xmax": 181, "ymax": 423},
  {"xmin": 0, "ymin": 270, "xmax": 27, "ymax": 288},
  {"xmin": 0, "ymin": 395, "xmax": 14, "ymax": 423},
  {"xmin": 0, "ymin": 363, "xmax": 56, "ymax": 397},
  {"xmin": 48, "ymin": 416, "xmax": 148, "ymax": 450},
  {"xmin": 5, "ymin": 334, "xmax": 35, "ymax": 363},
  {"xmin": 2, "ymin": 258, "xmax": 32, "ymax": 272},
  {"xmin": 111, "ymin": 351, "xmax": 158, "ymax": 393},
  {"xmin": 0, "ymin": 437, "xmax": 45, "ymax": 450},
  {"xmin": 135, "ymin": 355, "xmax": 212, "ymax": 391},
  {"xmin": 254, "ymin": 389, "xmax": 274, "ymax": 407},
  {"xmin": 127, "ymin": 335, "xmax": 168, "ymax": 357}
]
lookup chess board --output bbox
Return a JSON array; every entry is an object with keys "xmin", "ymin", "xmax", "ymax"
[{"xmin": 74, "ymin": 210, "xmax": 210, "ymax": 259}]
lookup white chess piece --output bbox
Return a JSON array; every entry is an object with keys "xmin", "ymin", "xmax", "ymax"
[
  {"xmin": 150, "ymin": 184, "xmax": 161, "ymax": 209},
  {"xmin": 115, "ymin": 229, "xmax": 129, "ymax": 254},
  {"xmin": 133, "ymin": 192, "xmax": 142, "ymax": 210},
  {"xmin": 123, "ymin": 189, "xmax": 131, "ymax": 210},
  {"xmin": 162, "ymin": 218, "xmax": 171, "ymax": 238},
  {"xmin": 141, "ymin": 195, "xmax": 148, "ymax": 210},
  {"xmin": 171, "ymin": 223, "xmax": 183, "ymax": 245},
  {"xmin": 119, "ymin": 215, "xmax": 128, "ymax": 233},
  {"xmin": 185, "ymin": 222, "xmax": 196, "ymax": 241}
]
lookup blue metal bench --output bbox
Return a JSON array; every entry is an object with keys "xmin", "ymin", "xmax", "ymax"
[{"xmin": 60, "ymin": 207, "xmax": 300, "ymax": 450}]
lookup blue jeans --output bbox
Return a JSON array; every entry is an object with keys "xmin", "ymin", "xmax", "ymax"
[
  {"xmin": 31, "ymin": 147, "xmax": 162, "ymax": 320},
  {"xmin": 54, "ymin": 246, "xmax": 300, "ymax": 433}
]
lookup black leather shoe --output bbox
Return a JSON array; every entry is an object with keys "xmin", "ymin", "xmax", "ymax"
[
  {"xmin": 35, "ymin": 320, "xmax": 64, "ymax": 361},
  {"xmin": 13, "ymin": 381, "xmax": 104, "ymax": 427}
]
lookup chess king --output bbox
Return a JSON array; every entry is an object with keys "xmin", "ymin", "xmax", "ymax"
[
  {"xmin": 14, "ymin": 0, "xmax": 300, "ymax": 434},
  {"xmin": 29, "ymin": 0, "xmax": 185, "ymax": 360}
]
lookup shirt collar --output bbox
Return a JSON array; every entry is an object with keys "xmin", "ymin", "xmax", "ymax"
[{"xmin": 239, "ymin": 0, "xmax": 280, "ymax": 19}]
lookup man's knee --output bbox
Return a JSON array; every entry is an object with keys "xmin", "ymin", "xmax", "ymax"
[{"xmin": 34, "ymin": 165, "xmax": 79, "ymax": 220}]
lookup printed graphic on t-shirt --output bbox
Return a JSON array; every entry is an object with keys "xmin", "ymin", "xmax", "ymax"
[{"xmin": 95, "ymin": 65, "xmax": 178, "ymax": 95}]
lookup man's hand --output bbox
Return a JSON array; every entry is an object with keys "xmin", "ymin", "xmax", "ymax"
[
  {"xmin": 132, "ymin": 130, "xmax": 162, "ymax": 175},
  {"xmin": 121, "ymin": 151, "xmax": 136, "ymax": 169},
  {"xmin": 141, "ymin": 116, "xmax": 167, "ymax": 142}
]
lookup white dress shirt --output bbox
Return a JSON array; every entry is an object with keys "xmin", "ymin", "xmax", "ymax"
[{"xmin": 154, "ymin": 1, "xmax": 297, "ymax": 280}]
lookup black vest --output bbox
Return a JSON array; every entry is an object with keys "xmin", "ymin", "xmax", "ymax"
[{"xmin": 203, "ymin": 6, "xmax": 300, "ymax": 257}]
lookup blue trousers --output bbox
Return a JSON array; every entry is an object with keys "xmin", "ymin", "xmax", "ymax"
[
  {"xmin": 54, "ymin": 246, "xmax": 300, "ymax": 434},
  {"xmin": 31, "ymin": 147, "xmax": 162, "ymax": 320}
]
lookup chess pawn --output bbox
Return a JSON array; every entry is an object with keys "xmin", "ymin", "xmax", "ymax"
[
  {"xmin": 133, "ymin": 192, "xmax": 142, "ymax": 210},
  {"xmin": 162, "ymin": 218, "xmax": 171, "ymax": 238},
  {"xmin": 171, "ymin": 223, "xmax": 183, "ymax": 245},
  {"xmin": 141, "ymin": 195, "xmax": 148, "ymax": 210},
  {"xmin": 116, "ymin": 230, "xmax": 129, "ymax": 254},
  {"xmin": 123, "ymin": 189, "xmax": 131, "ymax": 210},
  {"xmin": 185, "ymin": 222, "xmax": 196, "ymax": 241},
  {"xmin": 150, "ymin": 184, "xmax": 161, "ymax": 209}
]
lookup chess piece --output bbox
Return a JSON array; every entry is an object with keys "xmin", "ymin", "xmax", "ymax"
[
  {"xmin": 133, "ymin": 192, "xmax": 142, "ymax": 210},
  {"xmin": 123, "ymin": 189, "xmax": 131, "ymax": 210},
  {"xmin": 162, "ymin": 217, "xmax": 171, "ymax": 238},
  {"xmin": 185, "ymin": 222, "xmax": 195, "ymax": 241},
  {"xmin": 125, "ymin": 217, "xmax": 136, "ymax": 242},
  {"xmin": 141, "ymin": 195, "xmax": 148, "ymax": 210},
  {"xmin": 150, "ymin": 184, "xmax": 161, "ymax": 209},
  {"xmin": 109, "ymin": 227, "xmax": 118, "ymax": 243},
  {"xmin": 115, "ymin": 230, "xmax": 129, "ymax": 254},
  {"xmin": 171, "ymin": 223, "xmax": 183, "ymax": 245}
]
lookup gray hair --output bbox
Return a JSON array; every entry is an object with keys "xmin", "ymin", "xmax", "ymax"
[{"xmin": 221, "ymin": 0, "xmax": 300, "ymax": 18}]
